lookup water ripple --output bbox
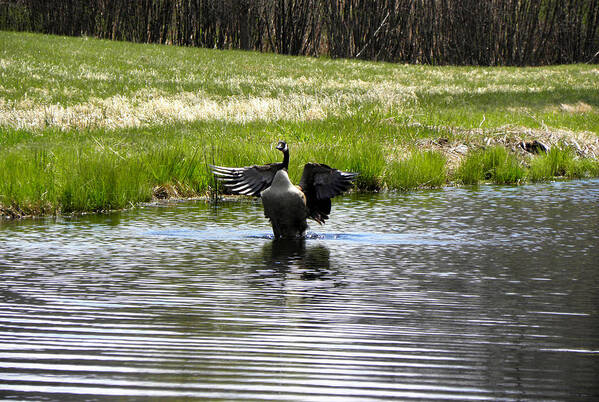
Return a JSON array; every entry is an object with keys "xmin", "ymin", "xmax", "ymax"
[{"xmin": 1, "ymin": 180, "xmax": 598, "ymax": 400}]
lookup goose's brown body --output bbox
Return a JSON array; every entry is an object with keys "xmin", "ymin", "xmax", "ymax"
[
  {"xmin": 210, "ymin": 141, "xmax": 357, "ymax": 239},
  {"xmin": 261, "ymin": 170, "xmax": 308, "ymax": 238}
]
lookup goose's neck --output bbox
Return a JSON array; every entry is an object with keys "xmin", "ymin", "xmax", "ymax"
[{"xmin": 281, "ymin": 149, "xmax": 289, "ymax": 169}]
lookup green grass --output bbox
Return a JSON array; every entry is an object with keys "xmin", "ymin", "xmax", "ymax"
[
  {"xmin": 0, "ymin": 143, "xmax": 152, "ymax": 215},
  {"xmin": 529, "ymin": 146, "xmax": 599, "ymax": 182},
  {"xmin": 457, "ymin": 146, "xmax": 526, "ymax": 185},
  {"xmin": 385, "ymin": 151, "xmax": 447, "ymax": 190},
  {"xmin": 1, "ymin": 31, "xmax": 598, "ymax": 217}
]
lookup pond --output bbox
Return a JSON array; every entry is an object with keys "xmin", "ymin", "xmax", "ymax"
[{"xmin": 1, "ymin": 179, "xmax": 598, "ymax": 400}]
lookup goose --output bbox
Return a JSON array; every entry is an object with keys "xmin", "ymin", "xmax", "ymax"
[{"xmin": 210, "ymin": 141, "xmax": 358, "ymax": 239}]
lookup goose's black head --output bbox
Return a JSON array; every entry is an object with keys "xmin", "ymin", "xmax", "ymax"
[
  {"xmin": 276, "ymin": 141, "xmax": 289, "ymax": 169},
  {"xmin": 276, "ymin": 141, "xmax": 288, "ymax": 153}
]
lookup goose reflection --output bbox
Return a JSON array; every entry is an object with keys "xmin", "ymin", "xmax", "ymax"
[
  {"xmin": 254, "ymin": 239, "xmax": 340, "ymax": 284},
  {"xmin": 264, "ymin": 240, "xmax": 329, "ymax": 277}
]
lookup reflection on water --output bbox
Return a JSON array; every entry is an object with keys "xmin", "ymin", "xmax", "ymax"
[{"xmin": 1, "ymin": 179, "xmax": 598, "ymax": 400}]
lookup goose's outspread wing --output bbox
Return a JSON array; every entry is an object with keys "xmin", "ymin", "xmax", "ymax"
[
  {"xmin": 210, "ymin": 140, "xmax": 289, "ymax": 197},
  {"xmin": 210, "ymin": 142, "xmax": 357, "ymax": 238},
  {"xmin": 210, "ymin": 163, "xmax": 284, "ymax": 197},
  {"xmin": 298, "ymin": 163, "xmax": 358, "ymax": 224}
]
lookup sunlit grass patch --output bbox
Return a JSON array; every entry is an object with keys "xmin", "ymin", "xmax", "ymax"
[
  {"xmin": 528, "ymin": 146, "xmax": 599, "ymax": 182},
  {"xmin": 528, "ymin": 147, "xmax": 572, "ymax": 181},
  {"xmin": 456, "ymin": 146, "xmax": 526, "ymax": 185},
  {"xmin": 2, "ymin": 32, "xmax": 598, "ymax": 133},
  {"xmin": 0, "ymin": 148, "xmax": 59, "ymax": 216},
  {"xmin": 565, "ymin": 158, "xmax": 599, "ymax": 179},
  {"xmin": 0, "ymin": 145, "xmax": 154, "ymax": 216},
  {"xmin": 58, "ymin": 152, "xmax": 152, "ymax": 213},
  {"xmin": 385, "ymin": 151, "xmax": 447, "ymax": 191}
]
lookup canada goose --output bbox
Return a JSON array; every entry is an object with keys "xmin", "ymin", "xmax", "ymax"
[{"xmin": 210, "ymin": 141, "xmax": 358, "ymax": 238}]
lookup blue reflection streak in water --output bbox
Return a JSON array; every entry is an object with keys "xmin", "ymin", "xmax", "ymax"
[{"xmin": 147, "ymin": 229, "xmax": 470, "ymax": 246}]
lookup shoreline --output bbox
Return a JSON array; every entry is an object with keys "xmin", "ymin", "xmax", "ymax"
[{"xmin": 3, "ymin": 172, "xmax": 598, "ymax": 221}]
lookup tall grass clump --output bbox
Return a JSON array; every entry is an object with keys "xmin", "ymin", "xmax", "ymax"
[
  {"xmin": 566, "ymin": 158, "xmax": 599, "ymax": 179},
  {"xmin": 0, "ymin": 144, "xmax": 154, "ymax": 216},
  {"xmin": 528, "ymin": 146, "xmax": 599, "ymax": 182},
  {"xmin": 385, "ymin": 151, "xmax": 447, "ymax": 191},
  {"xmin": 145, "ymin": 144, "xmax": 212, "ymax": 197},
  {"xmin": 457, "ymin": 146, "xmax": 525, "ymax": 185},
  {"xmin": 0, "ymin": 149, "xmax": 59, "ymax": 216},
  {"xmin": 340, "ymin": 141, "xmax": 386, "ymax": 191},
  {"xmin": 58, "ymin": 152, "xmax": 152, "ymax": 213},
  {"xmin": 528, "ymin": 147, "xmax": 572, "ymax": 181}
]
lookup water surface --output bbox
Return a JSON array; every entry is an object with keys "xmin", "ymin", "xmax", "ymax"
[{"xmin": 1, "ymin": 180, "xmax": 598, "ymax": 400}]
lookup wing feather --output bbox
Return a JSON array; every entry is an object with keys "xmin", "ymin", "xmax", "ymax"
[
  {"xmin": 298, "ymin": 163, "xmax": 358, "ymax": 224},
  {"xmin": 210, "ymin": 163, "xmax": 283, "ymax": 197}
]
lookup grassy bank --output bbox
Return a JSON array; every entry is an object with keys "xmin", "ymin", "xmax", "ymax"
[{"xmin": 1, "ymin": 31, "xmax": 599, "ymax": 218}]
